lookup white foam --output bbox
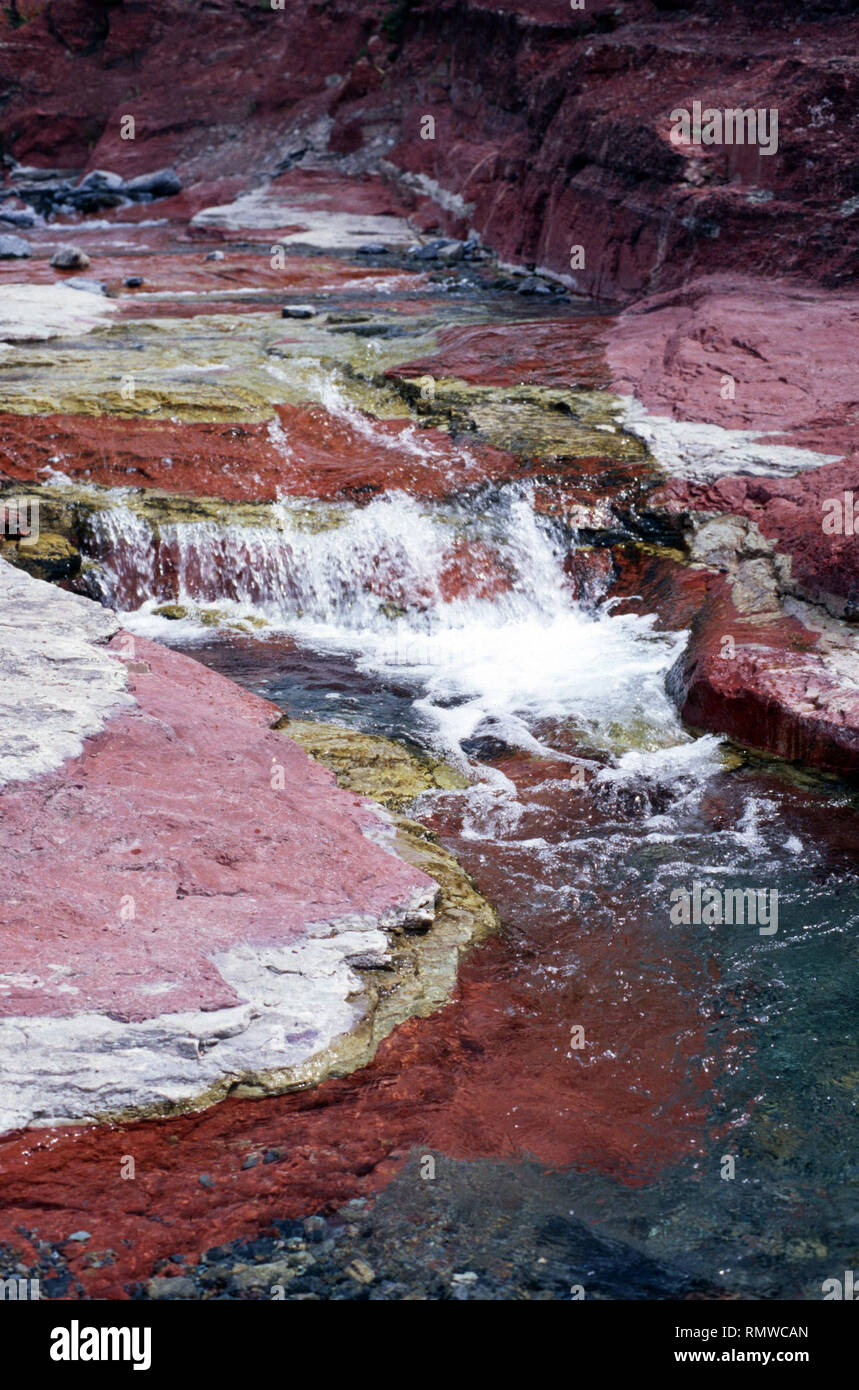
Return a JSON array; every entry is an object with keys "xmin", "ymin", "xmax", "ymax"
[{"xmin": 92, "ymin": 486, "xmax": 696, "ymax": 765}]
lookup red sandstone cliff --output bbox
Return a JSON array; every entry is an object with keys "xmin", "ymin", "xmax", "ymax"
[{"xmin": 1, "ymin": 0, "xmax": 857, "ymax": 301}]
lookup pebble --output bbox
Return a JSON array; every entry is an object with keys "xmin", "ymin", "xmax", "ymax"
[
  {"xmin": 345, "ymin": 1257, "xmax": 375, "ymax": 1285},
  {"xmin": 198, "ymin": 1174, "xmax": 215, "ymax": 1189},
  {"xmin": 281, "ymin": 305, "xmax": 316, "ymax": 319},
  {"xmin": 123, "ymin": 276, "xmax": 144, "ymax": 288},
  {"xmin": 145, "ymin": 1276, "xmax": 197, "ymax": 1300},
  {"xmin": 408, "ymin": 238, "xmax": 463, "ymax": 262},
  {"xmin": 79, "ymin": 170, "xmax": 124, "ymax": 193},
  {"xmin": 123, "ymin": 168, "xmax": 182, "ymax": 200},
  {"xmin": 345, "ymin": 951, "xmax": 394, "ymax": 971},
  {"xmin": 436, "ymin": 241, "xmax": 464, "ymax": 265},
  {"xmin": 67, "ymin": 1231, "xmax": 91, "ymax": 1243}
]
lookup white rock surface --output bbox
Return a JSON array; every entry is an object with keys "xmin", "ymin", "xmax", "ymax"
[
  {"xmin": 0, "ymin": 558, "xmax": 133, "ymax": 787},
  {"xmin": 0, "ymin": 283, "xmax": 118, "ymax": 341},
  {"xmin": 192, "ymin": 185, "xmax": 415, "ymax": 250},
  {"xmin": 0, "ymin": 888, "xmax": 436, "ymax": 1133},
  {"xmin": 620, "ymin": 397, "xmax": 840, "ymax": 481}
]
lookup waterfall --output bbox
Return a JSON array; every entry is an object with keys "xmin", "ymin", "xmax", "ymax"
[{"xmin": 83, "ymin": 485, "xmax": 704, "ymax": 767}]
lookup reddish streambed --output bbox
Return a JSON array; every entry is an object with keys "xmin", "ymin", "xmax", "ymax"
[
  {"xmin": 1, "ymin": 176, "xmax": 857, "ymax": 1303},
  {"xmin": 1, "ymin": 611, "xmax": 857, "ymax": 1300}
]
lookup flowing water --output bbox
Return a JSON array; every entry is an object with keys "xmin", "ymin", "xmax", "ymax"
[{"xmin": 70, "ymin": 456, "xmax": 859, "ymax": 1299}]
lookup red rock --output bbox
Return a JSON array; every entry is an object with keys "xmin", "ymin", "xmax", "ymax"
[
  {"xmin": 605, "ymin": 546, "xmax": 859, "ymax": 775},
  {"xmin": 653, "ymin": 460, "xmax": 859, "ymax": 619},
  {"xmin": 3, "ymin": 5, "xmax": 857, "ymax": 298},
  {"xmin": 388, "ymin": 317, "xmax": 611, "ymax": 390},
  {"xmin": 563, "ymin": 547, "xmax": 615, "ymax": 606},
  {"xmin": 0, "ymin": 632, "xmax": 431, "ymax": 1025},
  {"xmin": 0, "ymin": 766, "xmax": 723, "ymax": 1296},
  {"xmin": 665, "ymin": 584, "xmax": 859, "ymax": 773},
  {"xmin": 438, "ymin": 540, "xmax": 512, "ymax": 603},
  {"xmin": 606, "ymin": 276, "xmax": 859, "ymax": 457},
  {"xmin": 0, "ymin": 407, "xmax": 522, "ymax": 505}
]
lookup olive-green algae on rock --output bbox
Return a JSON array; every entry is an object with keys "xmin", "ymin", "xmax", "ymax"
[
  {"xmin": 389, "ymin": 378, "xmax": 652, "ymax": 462},
  {"xmin": 0, "ymin": 312, "xmax": 445, "ymax": 423},
  {"xmin": 275, "ymin": 716, "xmax": 470, "ymax": 810},
  {"xmin": 0, "ymin": 530, "xmax": 80, "ymax": 582},
  {"xmin": 218, "ymin": 718, "xmax": 497, "ymax": 1103}
]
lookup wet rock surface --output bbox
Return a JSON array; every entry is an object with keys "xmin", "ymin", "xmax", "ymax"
[
  {"xmin": 0, "ymin": 564, "xmax": 499, "ymax": 1135},
  {"xmin": 0, "ymin": 0, "xmax": 857, "ymax": 1307}
]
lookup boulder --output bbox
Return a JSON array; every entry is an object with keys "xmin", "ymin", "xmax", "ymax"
[
  {"xmin": 0, "ymin": 234, "xmax": 30, "ymax": 258},
  {"xmin": 50, "ymin": 245, "xmax": 90, "ymax": 270},
  {"xmin": 123, "ymin": 167, "xmax": 183, "ymax": 200}
]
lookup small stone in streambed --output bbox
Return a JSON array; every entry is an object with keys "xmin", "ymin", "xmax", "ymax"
[
  {"xmin": 436, "ymin": 241, "xmax": 464, "ymax": 266},
  {"xmin": 0, "ymin": 210, "xmax": 35, "ymax": 228},
  {"xmin": 79, "ymin": 170, "xmax": 124, "ymax": 193},
  {"xmin": 462, "ymin": 236, "xmax": 488, "ymax": 260},
  {"xmin": 407, "ymin": 238, "xmax": 463, "ymax": 262},
  {"xmin": 304, "ymin": 1216, "xmax": 328, "ymax": 1243},
  {"xmin": 67, "ymin": 1231, "xmax": 91, "ymax": 1243},
  {"xmin": 204, "ymin": 250, "xmax": 225, "ymax": 261},
  {"xmin": 41, "ymin": 1273, "xmax": 72, "ymax": 1298},
  {"xmin": 0, "ymin": 234, "xmax": 30, "ymax": 258},
  {"xmin": 123, "ymin": 276, "xmax": 144, "ymax": 288},
  {"xmin": 460, "ymin": 732, "xmax": 517, "ymax": 761},
  {"xmin": 50, "ymin": 245, "xmax": 90, "ymax": 270},
  {"xmin": 345, "ymin": 952, "xmax": 395, "ymax": 971},
  {"xmin": 146, "ymin": 1276, "xmax": 198, "ymax": 1300},
  {"xmin": 153, "ymin": 603, "xmax": 188, "ymax": 620},
  {"xmin": 241, "ymin": 1155, "xmax": 259, "ymax": 1170},
  {"xmin": 356, "ymin": 243, "xmax": 388, "ymax": 254},
  {"xmin": 281, "ymin": 304, "xmax": 316, "ymax": 319},
  {"xmin": 198, "ymin": 1174, "xmax": 215, "ymax": 1190},
  {"xmin": 63, "ymin": 277, "xmax": 107, "ymax": 296},
  {"xmin": 326, "ymin": 310, "xmax": 372, "ymax": 324},
  {"xmin": 345, "ymin": 1258, "xmax": 375, "ymax": 1285},
  {"xmin": 263, "ymin": 1149, "xmax": 283, "ymax": 1165}
]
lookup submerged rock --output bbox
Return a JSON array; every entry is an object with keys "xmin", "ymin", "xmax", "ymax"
[
  {"xmin": 152, "ymin": 603, "xmax": 188, "ymax": 621},
  {"xmin": 274, "ymin": 718, "xmax": 470, "ymax": 810}
]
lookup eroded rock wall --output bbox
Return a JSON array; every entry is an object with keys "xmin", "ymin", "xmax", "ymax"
[{"xmin": 2, "ymin": 1, "xmax": 857, "ymax": 300}]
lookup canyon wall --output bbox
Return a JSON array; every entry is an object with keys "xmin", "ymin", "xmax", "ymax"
[{"xmin": 1, "ymin": 0, "xmax": 857, "ymax": 301}]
